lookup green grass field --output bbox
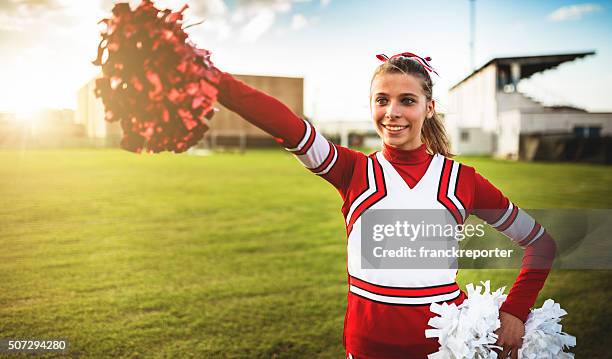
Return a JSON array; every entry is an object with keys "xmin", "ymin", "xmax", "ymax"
[{"xmin": 1, "ymin": 149, "xmax": 611, "ymax": 358}]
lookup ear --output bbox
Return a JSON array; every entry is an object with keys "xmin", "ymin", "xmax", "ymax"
[{"xmin": 426, "ymin": 99, "xmax": 435, "ymax": 119}]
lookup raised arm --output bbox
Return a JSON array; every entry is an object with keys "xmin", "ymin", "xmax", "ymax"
[
  {"xmin": 217, "ymin": 72, "xmax": 305, "ymax": 148},
  {"xmin": 215, "ymin": 71, "xmax": 361, "ymax": 198}
]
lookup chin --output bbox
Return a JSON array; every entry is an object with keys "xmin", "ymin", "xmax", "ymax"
[
  {"xmin": 384, "ymin": 137, "xmax": 406, "ymax": 148},
  {"xmin": 384, "ymin": 133, "xmax": 403, "ymax": 143},
  {"xmin": 384, "ymin": 137, "xmax": 417, "ymax": 150}
]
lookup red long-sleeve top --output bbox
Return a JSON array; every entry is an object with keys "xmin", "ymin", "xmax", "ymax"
[{"xmin": 216, "ymin": 71, "xmax": 556, "ymax": 324}]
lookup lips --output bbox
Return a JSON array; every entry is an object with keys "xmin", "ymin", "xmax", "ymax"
[{"xmin": 381, "ymin": 123, "xmax": 410, "ymax": 132}]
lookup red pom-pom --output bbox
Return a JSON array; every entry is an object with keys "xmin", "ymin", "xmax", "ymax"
[{"xmin": 93, "ymin": 0, "xmax": 220, "ymax": 153}]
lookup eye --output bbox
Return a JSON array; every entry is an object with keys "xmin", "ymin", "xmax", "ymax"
[
  {"xmin": 402, "ymin": 97, "xmax": 415, "ymax": 105},
  {"xmin": 375, "ymin": 97, "xmax": 388, "ymax": 105}
]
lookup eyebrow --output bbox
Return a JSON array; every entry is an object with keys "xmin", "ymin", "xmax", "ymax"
[{"xmin": 374, "ymin": 92, "xmax": 418, "ymax": 97}]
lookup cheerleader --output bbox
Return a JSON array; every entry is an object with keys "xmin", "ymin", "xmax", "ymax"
[{"xmin": 212, "ymin": 52, "xmax": 556, "ymax": 359}]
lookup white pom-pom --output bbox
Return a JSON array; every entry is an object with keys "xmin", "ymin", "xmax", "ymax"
[
  {"xmin": 426, "ymin": 282, "xmax": 575, "ymax": 359},
  {"xmin": 426, "ymin": 281, "xmax": 506, "ymax": 359},
  {"xmin": 520, "ymin": 299, "xmax": 576, "ymax": 359}
]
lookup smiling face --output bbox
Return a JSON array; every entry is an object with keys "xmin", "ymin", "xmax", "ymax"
[{"xmin": 370, "ymin": 72, "xmax": 435, "ymax": 151}]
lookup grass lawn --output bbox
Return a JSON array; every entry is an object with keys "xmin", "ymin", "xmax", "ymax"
[{"xmin": 1, "ymin": 149, "xmax": 610, "ymax": 358}]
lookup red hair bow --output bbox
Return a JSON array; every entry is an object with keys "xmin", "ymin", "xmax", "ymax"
[{"xmin": 376, "ymin": 52, "xmax": 439, "ymax": 76}]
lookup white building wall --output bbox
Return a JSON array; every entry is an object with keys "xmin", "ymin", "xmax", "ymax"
[
  {"xmin": 454, "ymin": 127, "xmax": 492, "ymax": 155},
  {"xmin": 76, "ymin": 79, "xmax": 106, "ymax": 138},
  {"xmin": 479, "ymin": 66, "xmax": 498, "ymax": 133},
  {"xmin": 497, "ymin": 92, "xmax": 545, "ymax": 112},
  {"xmin": 520, "ymin": 112, "xmax": 612, "ymax": 135},
  {"xmin": 497, "ymin": 110, "xmax": 521, "ymax": 158},
  {"xmin": 447, "ymin": 64, "xmax": 497, "ymax": 154}
]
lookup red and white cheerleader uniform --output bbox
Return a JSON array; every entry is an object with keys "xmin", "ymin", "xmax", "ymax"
[{"xmin": 216, "ymin": 72, "xmax": 557, "ymax": 359}]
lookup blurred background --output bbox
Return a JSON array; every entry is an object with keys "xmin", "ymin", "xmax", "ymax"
[
  {"xmin": 1, "ymin": 0, "xmax": 612, "ymax": 160},
  {"xmin": 1, "ymin": 0, "xmax": 611, "ymax": 357}
]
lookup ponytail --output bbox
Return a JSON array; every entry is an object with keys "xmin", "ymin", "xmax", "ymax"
[{"xmin": 421, "ymin": 111, "xmax": 453, "ymax": 157}]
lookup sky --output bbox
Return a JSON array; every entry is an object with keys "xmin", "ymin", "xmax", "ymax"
[{"xmin": 0, "ymin": 0, "xmax": 611, "ymax": 122}]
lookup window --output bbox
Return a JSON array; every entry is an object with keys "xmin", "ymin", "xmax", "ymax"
[
  {"xmin": 573, "ymin": 126, "xmax": 601, "ymax": 138},
  {"xmin": 460, "ymin": 130, "xmax": 470, "ymax": 142}
]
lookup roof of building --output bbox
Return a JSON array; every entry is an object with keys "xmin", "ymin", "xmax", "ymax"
[{"xmin": 450, "ymin": 51, "xmax": 596, "ymax": 90}]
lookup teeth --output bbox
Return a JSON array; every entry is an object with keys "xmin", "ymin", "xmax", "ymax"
[{"xmin": 383, "ymin": 124, "xmax": 408, "ymax": 131}]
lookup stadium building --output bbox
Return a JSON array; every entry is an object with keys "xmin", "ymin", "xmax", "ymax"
[{"xmin": 446, "ymin": 52, "xmax": 612, "ymax": 163}]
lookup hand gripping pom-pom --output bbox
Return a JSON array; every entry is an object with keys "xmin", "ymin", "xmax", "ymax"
[
  {"xmin": 425, "ymin": 281, "xmax": 576, "ymax": 359},
  {"xmin": 92, "ymin": 0, "xmax": 221, "ymax": 153}
]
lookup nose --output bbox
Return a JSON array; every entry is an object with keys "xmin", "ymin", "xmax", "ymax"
[{"xmin": 385, "ymin": 101, "xmax": 401, "ymax": 119}]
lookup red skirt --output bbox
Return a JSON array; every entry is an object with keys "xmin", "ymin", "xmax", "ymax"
[{"xmin": 344, "ymin": 290, "xmax": 467, "ymax": 359}]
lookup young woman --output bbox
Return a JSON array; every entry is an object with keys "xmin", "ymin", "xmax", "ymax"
[{"xmin": 213, "ymin": 53, "xmax": 556, "ymax": 359}]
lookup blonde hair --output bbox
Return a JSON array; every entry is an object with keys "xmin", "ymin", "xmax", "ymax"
[{"xmin": 371, "ymin": 57, "xmax": 453, "ymax": 157}]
